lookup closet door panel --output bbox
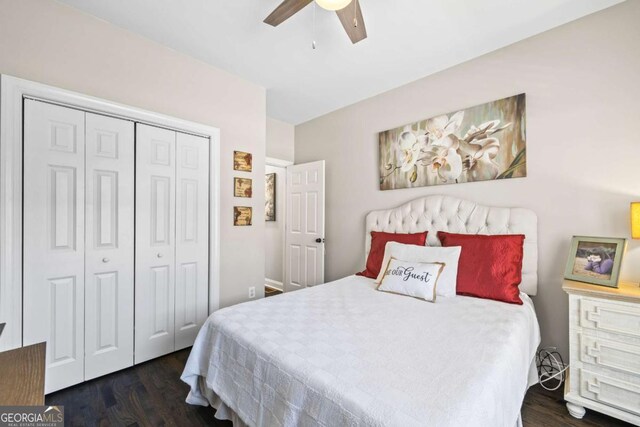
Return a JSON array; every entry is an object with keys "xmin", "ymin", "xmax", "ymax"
[
  {"xmin": 135, "ymin": 124, "xmax": 176, "ymax": 363},
  {"xmin": 23, "ymin": 100, "xmax": 86, "ymax": 393},
  {"xmin": 175, "ymin": 133, "xmax": 210, "ymax": 350},
  {"xmin": 84, "ymin": 113, "xmax": 134, "ymax": 380}
]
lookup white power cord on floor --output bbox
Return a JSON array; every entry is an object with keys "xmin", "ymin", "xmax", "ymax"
[{"xmin": 536, "ymin": 347, "xmax": 569, "ymax": 391}]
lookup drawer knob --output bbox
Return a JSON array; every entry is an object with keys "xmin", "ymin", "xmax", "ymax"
[{"xmin": 102, "ymin": 258, "xmax": 109, "ymax": 263}]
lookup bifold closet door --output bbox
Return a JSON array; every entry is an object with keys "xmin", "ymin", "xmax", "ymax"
[
  {"xmin": 175, "ymin": 133, "xmax": 210, "ymax": 350},
  {"xmin": 135, "ymin": 124, "xmax": 177, "ymax": 364},
  {"xmin": 84, "ymin": 113, "xmax": 135, "ymax": 380},
  {"xmin": 23, "ymin": 100, "xmax": 86, "ymax": 393}
]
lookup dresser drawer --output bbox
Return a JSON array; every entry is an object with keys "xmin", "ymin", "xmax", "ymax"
[
  {"xmin": 579, "ymin": 369, "xmax": 640, "ymax": 416},
  {"xmin": 579, "ymin": 333, "xmax": 640, "ymax": 376},
  {"xmin": 579, "ymin": 297, "xmax": 640, "ymax": 338}
]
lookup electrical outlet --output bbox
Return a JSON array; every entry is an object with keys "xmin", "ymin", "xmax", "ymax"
[{"xmin": 248, "ymin": 286, "xmax": 256, "ymax": 299}]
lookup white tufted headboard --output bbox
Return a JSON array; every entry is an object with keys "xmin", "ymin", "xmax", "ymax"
[{"xmin": 365, "ymin": 195, "xmax": 538, "ymax": 296}]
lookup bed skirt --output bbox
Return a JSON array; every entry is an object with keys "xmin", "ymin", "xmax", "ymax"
[
  {"xmin": 185, "ymin": 376, "xmax": 249, "ymax": 427},
  {"xmin": 184, "ymin": 357, "xmax": 539, "ymax": 427}
]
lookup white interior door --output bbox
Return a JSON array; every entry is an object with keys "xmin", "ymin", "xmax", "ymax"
[
  {"xmin": 84, "ymin": 113, "xmax": 134, "ymax": 380},
  {"xmin": 23, "ymin": 100, "xmax": 86, "ymax": 393},
  {"xmin": 135, "ymin": 124, "xmax": 176, "ymax": 363},
  {"xmin": 174, "ymin": 132, "xmax": 209, "ymax": 350},
  {"xmin": 285, "ymin": 161, "xmax": 325, "ymax": 292}
]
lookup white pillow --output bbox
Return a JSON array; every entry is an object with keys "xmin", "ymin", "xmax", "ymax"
[
  {"xmin": 377, "ymin": 258, "xmax": 444, "ymax": 302},
  {"xmin": 375, "ymin": 242, "xmax": 462, "ymax": 297}
]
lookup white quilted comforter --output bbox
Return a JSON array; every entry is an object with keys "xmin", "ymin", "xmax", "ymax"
[{"xmin": 182, "ymin": 275, "xmax": 540, "ymax": 427}]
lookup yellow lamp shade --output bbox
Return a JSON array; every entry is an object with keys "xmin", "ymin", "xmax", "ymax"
[
  {"xmin": 632, "ymin": 202, "xmax": 640, "ymax": 239},
  {"xmin": 315, "ymin": 0, "xmax": 352, "ymax": 11}
]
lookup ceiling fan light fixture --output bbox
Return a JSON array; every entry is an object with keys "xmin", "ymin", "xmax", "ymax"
[{"xmin": 315, "ymin": 0, "xmax": 352, "ymax": 11}]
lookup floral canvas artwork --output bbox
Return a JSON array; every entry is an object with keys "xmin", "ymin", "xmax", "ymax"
[
  {"xmin": 379, "ymin": 94, "xmax": 526, "ymax": 190},
  {"xmin": 265, "ymin": 173, "xmax": 276, "ymax": 222}
]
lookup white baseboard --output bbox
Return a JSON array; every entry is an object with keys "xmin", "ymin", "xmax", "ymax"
[{"xmin": 265, "ymin": 278, "xmax": 283, "ymax": 291}]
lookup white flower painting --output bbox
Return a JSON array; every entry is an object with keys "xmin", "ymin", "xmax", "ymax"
[{"xmin": 379, "ymin": 94, "xmax": 526, "ymax": 190}]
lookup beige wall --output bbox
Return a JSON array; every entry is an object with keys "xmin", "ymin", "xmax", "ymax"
[
  {"xmin": 265, "ymin": 117, "xmax": 293, "ymax": 289},
  {"xmin": 0, "ymin": 0, "xmax": 267, "ymax": 306},
  {"xmin": 267, "ymin": 117, "xmax": 295, "ymax": 162},
  {"xmin": 265, "ymin": 165, "xmax": 287, "ymax": 287},
  {"xmin": 296, "ymin": 1, "xmax": 640, "ymax": 357}
]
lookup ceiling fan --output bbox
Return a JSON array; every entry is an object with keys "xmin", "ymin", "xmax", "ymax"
[{"xmin": 264, "ymin": 0, "xmax": 367, "ymax": 44}]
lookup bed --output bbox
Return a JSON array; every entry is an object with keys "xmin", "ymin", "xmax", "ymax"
[{"xmin": 182, "ymin": 195, "xmax": 541, "ymax": 427}]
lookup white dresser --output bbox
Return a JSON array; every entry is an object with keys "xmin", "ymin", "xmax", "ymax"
[{"xmin": 563, "ymin": 279, "xmax": 640, "ymax": 425}]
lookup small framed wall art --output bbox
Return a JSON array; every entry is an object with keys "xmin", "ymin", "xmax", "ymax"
[
  {"xmin": 265, "ymin": 173, "xmax": 276, "ymax": 221},
  {"xmin": 233, "ymin": 151, "xmax": 252, "ymax": 172},
  {"xmin": 234, "ymin": 178, "xmax": 253, "ymax": 198},
  {"xmin": 564, "ymin": 236, "xmax": 626, "ymax": 287},
  {"xmin": 233, "ymin": 206, "xmax": 252, "ymax": 226}
]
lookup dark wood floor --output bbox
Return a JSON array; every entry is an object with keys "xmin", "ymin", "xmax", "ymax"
[
  {"xmin": 521, "ymin": 383, "xmax": 633, "ymax": 427},
  {"xmin": 47, "ymin": 349, "xmax": 633, "ymax": 426},
  {"xmin": 265, "ymin": 286, "xmax": 283, "ymax": 297},
  {"xmin": 47, "ymin": 349, "xmax": 231, "ymax": 426}
]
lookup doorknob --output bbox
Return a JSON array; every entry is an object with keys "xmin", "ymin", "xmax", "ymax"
[{"xmin": 315, "ymin": 238, "xmax": 325, "ymax": 243}]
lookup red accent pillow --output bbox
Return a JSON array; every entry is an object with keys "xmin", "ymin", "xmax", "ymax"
[
  {"xmin": 357, "ymin": 231, "xmax": 428, "ymax": 279},
  {"xmin": 437, "ymin": 231, "xmax": 525, "ymax": 305}
]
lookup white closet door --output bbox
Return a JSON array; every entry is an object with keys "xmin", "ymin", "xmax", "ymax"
[
  {"xmin": 135, "ymin": 124, "xmax": 177, "ymax": 363},
  {"xmin": 174, "ymin": 133, "xmax": 210, "ymax": 350},
  {"xmin": 84, "ymin": 113, "xmax": 135, "ymax": 380},
  {"xmin": 23, "ymin": 100, "xmax": 86, "ymax": 393}
]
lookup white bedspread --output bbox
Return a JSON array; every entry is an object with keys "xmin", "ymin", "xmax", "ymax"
[{"xmin": 182, "ymin": 275, "xmax": 540, "ymax": 427}]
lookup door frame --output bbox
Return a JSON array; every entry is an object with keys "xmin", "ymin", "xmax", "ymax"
[
  {"xmin": 265, "ymin": 157, "xmax": 293, "ymax": 292},
  {"xmin": 0, "ymin": 74, "xmax": 221, "ymax": 351}
]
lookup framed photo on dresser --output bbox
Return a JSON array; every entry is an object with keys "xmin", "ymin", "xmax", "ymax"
[{"xmin": 564, "ymin": 236, "xmax": 626, "ymax": 287}]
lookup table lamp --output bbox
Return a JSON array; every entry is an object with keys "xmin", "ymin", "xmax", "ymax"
[
  {"xmin": 632, "ymin": 202, "xmax": 640, "ymax": 239},
  {"xmin": 632, "ymin": 202, "xmax": 640, "ymax": 288}
]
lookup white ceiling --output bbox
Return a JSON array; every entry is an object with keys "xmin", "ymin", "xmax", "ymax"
[{"xmin": 57, "ymin": 0, "xmax": 623, "ymax": 124}]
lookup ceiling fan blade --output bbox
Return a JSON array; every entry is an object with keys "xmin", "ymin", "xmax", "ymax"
[
  {"xmin": 336, "ymin": 1, "xmax": 367, "ymax": 44},
  {"xmin": 264, "ymin": 0, "xmax": 313, "ymax": 26}
]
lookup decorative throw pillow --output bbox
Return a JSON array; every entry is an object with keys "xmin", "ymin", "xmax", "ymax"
[
  {"xmin": 357, "ymin": 231, "xmax": 428, "ymax": 279},
  {"xmin": 437, "ymin": 231, "xmax": 525, "ymax": 305},
  {"xmin": 375, "ymin": 242, "xmax": 462, "ymax": 297},
  {"xmin": 377, "ymin": 258, "xmax": 444, "ymax": 302}
]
